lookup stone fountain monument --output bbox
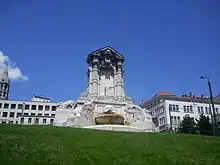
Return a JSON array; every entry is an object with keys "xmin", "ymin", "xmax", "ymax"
[{"xmin": 54, "ymin": 46, "xmax": 157, "ymax": 132}]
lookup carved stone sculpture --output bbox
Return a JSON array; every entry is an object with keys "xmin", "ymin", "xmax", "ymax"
[
  {"xmin": 124, "ymin": 104, "xmax": 145, "ymax": 124},
  {"xmin": 80, "ymin": 99, "xmax": 95, "ymax": 121},
  {"xmin": 103, "ymin": 105, "xmax": 114, "ymax": 113},
  {"xmin": 57, "ymin": 100, "xmax": 75, "ymax": 109},
  {"xmin": 63, "ymin": 116, "xmax": 94, "ymax": 127}
]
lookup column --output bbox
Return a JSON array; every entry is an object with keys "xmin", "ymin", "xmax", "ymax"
[
  {"xmin": 91, "ymin": 58, "xmax": 99, "ymax": 99},
  {"xmin": 115, "ymin": 61, "xmax": 124, "ymax": 100},
  {"xmin": 113, "ymin": 67, "xmax": 117, "ymax": 98},
  {"xmin": 87, "ymin": 66, "xmax": 93, "ymax": 93}
]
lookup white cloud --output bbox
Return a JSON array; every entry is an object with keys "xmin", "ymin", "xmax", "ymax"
[{"xmin": 0, "ymin": 51, "xmax": 28, "ymax": 81}]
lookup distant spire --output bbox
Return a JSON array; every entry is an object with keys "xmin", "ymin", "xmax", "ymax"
[{"xmin": 0, "ymin": 62, "xmax": 9, "ymax": 84}]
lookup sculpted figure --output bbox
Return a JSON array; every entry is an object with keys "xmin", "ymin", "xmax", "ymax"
[
  {"xmin": 124, "ymin": 104, "xmax": 145, "ymax": 124},
  {"xmin": 57, "ymin": 100, "xmax": 75, "ymax": 109},
  {"xmin": 80, "ymin": 99, "xmax": 95, "ymax": 121},
  {"xmin": 103, "ymin": 105, "xmax": 115, "ymax": 113}
]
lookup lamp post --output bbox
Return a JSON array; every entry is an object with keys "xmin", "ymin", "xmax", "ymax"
[{"xmin": 200, "ymin": 76, "xmax": 217, "ymax": 136}]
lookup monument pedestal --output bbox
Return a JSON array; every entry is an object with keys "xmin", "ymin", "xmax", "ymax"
[{"xmin": 54, "ymin": 47, "xmax": 157, "ymax": 132}]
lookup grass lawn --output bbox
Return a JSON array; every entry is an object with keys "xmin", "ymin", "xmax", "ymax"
[{"xmin": 0, "ymin": 124, "xmax": 220, "ymax": 165}]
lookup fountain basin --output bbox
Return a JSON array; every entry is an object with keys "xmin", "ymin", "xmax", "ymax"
[{"xmin": 95, "ymin": 114, "xmax": 124, "ymax": 125}]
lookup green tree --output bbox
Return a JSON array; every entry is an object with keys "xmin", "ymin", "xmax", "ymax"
[
  {"xmin": 179, "ymin": 115, "xmax": 197, "ymax": 134},
  {"xmin": 196, "ymin": 114, "xmax": 213, "ymax": 136}
]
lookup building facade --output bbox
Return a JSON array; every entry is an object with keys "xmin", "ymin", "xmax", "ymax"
[
  {"xmin": 0, "ymin": 65, "xmax": 59, "ymax": 125},
  {"xmin": 0, "ymin": 98, "xmax": 58, "ymax": 125},
  {"xmin": 142, "ymin": 92, "xmax": 220, "ymax": 132}
]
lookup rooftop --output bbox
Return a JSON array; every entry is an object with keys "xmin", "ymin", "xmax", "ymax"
[
  {"xmin": 142, "ymin": 91, "xmax": 220, "ymax": 108},
  {"xmin": 32, "ymin": 95, "xmax": 51, "ymax": 100}
]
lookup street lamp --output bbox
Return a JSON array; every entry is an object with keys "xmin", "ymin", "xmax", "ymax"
[{"xmin": 200, "ymin": 76, "xmax": 217, "ymax": 136}]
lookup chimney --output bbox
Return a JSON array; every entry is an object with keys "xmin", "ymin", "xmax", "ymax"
[
  {"xmin": 182, "ymin": 92, "xmax": 187, "ymax": 97},
  {"xmin": 189, "ymin": 92, "xmax": 192, "ymax": 97}
]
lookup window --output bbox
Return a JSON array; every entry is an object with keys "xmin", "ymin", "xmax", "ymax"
[
  {"xmin": 201, "ymin": 107, "xmax": 204, "ymax": 114},
  {"xmin": 45, "ymin": 105, "xmax": 50, "ymax": 111},
  {"xmin": 38, "ymin": 113, "xmax": 42, "ymax": 116},
  {"xmin": 43, "ymin": 118, "xmax": 47, "ymax": 124},
  {"xmin": 38, "ymin": 105, "xmax": 43, "ymax": 110},
  {"xmin": 184, "ymin": 106, "xmax": 186, "ymax": 113},
  {"xmin": 24, "ymin": 113, "xmax": 28, "ymax": 116},
  {"xmin": 159, "ymin": 117, "xmax": 165, "ymax": 125},
  {"xmin": 20, "ymin": 117, "xmax": 24, "ymax": 124},
  {"xmin": 25, "ymin": 104, "xmax": 30, "ymax": 110},
  {"xmin": 51, "ymin": 114, "xmax": 55, "ymax": 117},
  {"xmin": 4, "ymin": 103, "xmax": 9, "ymax": 109},
  {"xmin": 2, "ymin": 121, "xmax": 6, "ymax": 124},
  {"xmin": 44, "ymin": 114, "xmax": 49, "ymax": 116},
  {"xmin": 177, "ymin": 116, "xmax": 180, "ymax": 124},
  {"xmin": 171, "ymin": 116, "xmax": 173, "ymax": 124},
  {"xmin": 18, "ymin": 104, "xmax": 23, "ymax": 109},
  {"xmin": 197, "ymin": 107, "xmax": 201, "ymax": 114},
  {"xmin": 3, "ymin": 112, "xmax": 8, "ymax": 117},
  {"xmin": 50, "ymin": 119, "xmax": 54, "ymax": 124},
  {"xmin": 9, "ymin": 121, "xmax": 13, "ymax": 124},
  {"xmin": 31, "ymin": 113, "xmax": 35, "ymax": 116},
  {"xmin": 174, "ymin": 116, "xmax": 177, "ymax": 124},
  {"xmin": 169, "ymin": 104, "xmax": 179, "ymax": 112},
  {"xmin": 9, "ymin": 112, "xmax": 14, "ymax": 117},
  {"xmin": 35, "ymin": 118, "xmax": 39, "ymax": 124},
  {"xmin": 190, "ymin": 106, "xmax": 193, "ymax": 113},
  {"xmin": 28, "ymin": 118, "xmax": 32, "ymax": 123},
  {"xmin": 209, "ymin": 107, "xmax": 212, "ymax": 114},
  {"xmin": 205, "ymin": 107, "xmax": 209, "ymax": 114},
  {"xmin": 152, "ymin": 111, "xmax": 155, "ymax": 116},
  {"xmin": 15, "ymin": 121, "xmax": 18, "ymax": 124},
  {"xmin": 172, "ymin": 105, "xmax": 176, "ymax": 111},
  {"xmin": 176, "ymin": 105, "xmax": 179, "ymax": 111},
  {"xmin": 215, "ymin": 108, "xmax": 218, "ymax": 114},
  {"xmin": 162, "ymin": 106, "xmax": 165, "ymax": 112},
  {"xmin": 52, "ymin": 106, "xmax": 56, "ymax": 111},
  {"xmin": 0, "ymin": 103, "xmax": 2, "ymax": 108},
  {"xmin": 31, "ymin": 105, "xmax": 36, "ymax": 110},
  {"xmin": 17, "ymin": 113, "xmax": 22, "ymax": 117},
  {"xmin": 11, "ymin": 104, "xmax": 16, "ymax": 109},
  {"xmin": 187, "ymin": 106, "xmax": 190, "ymax": 113}
]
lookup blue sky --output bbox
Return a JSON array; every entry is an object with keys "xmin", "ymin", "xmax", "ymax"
[{"xmin": 0, "ymin": 0, "xmax": 219, "ymax": 103}]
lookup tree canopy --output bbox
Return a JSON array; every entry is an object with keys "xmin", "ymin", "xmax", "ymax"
[
  {"xmin": 196, "ymin": 114, "xmax": 213, "ymax": 135},
  {"xmin": 178, "ymin": 114, "xmax": 213, "ymax": 136},
  {"xmin": 179, "ymin": 115, "xmax": 197, "ymax": 134}
]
